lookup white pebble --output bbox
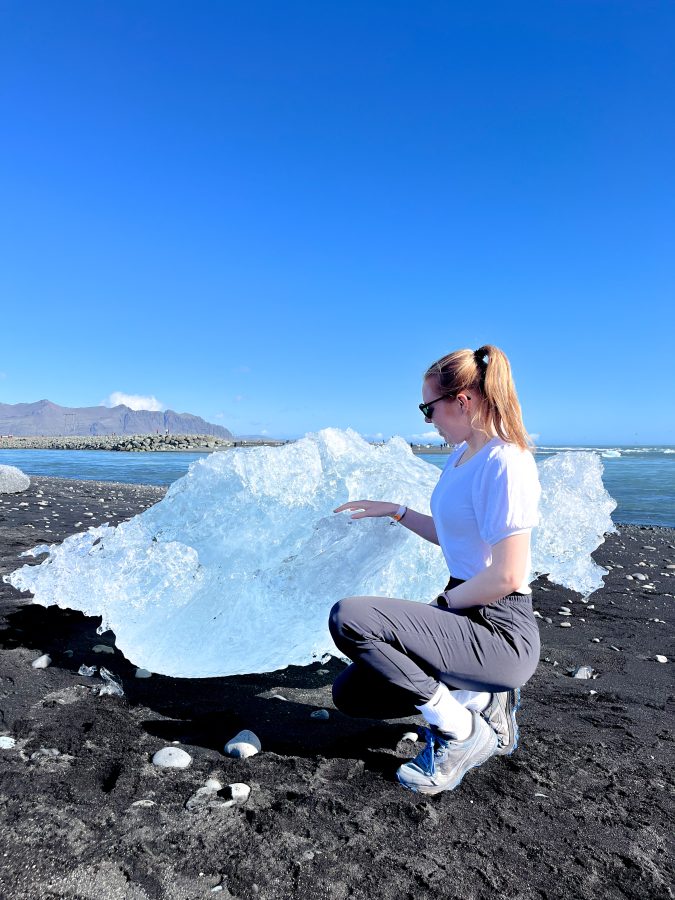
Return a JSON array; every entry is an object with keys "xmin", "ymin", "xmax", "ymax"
[
  {"xmin": 92, "ymin": 644, "xmax": 114, "ymax": 654},
  {"xmin": 135, "ymin": 668, "xmax": 152, "ymax": 679},
  {"xmin": 224, "ymin": 782, "xmax": 251, "ymax": 806},
  {"xmin": 0, "ymin": 736, "xmax": 16, "ymax": 749},
  {"xmin": 557, "ymin": 611, "xmax": 572, "ymax": 617},
  {"xmin": 533, "ymin": 610, "xmax": 542, "ymax": 618},
  {"xmin": 591, "ymin": 638, "xmax": 601, "ymax": 643},
  {"xmin": 560, "ymin": 621, "xmax": 572, "ymax": 628},
  {"xmin": 655, "ymin": 655, "xmax": 668, "ymax": 663},
  {"xmin": 589, "ymin": 690, "xmax": 598, "ymax": 695},
  {"xmin": 269, "ymin": 694, "xmax": 287, "ymax": 700},
  {"xmin": 131, "ymin": 799, "xmax": 156, "ymax": 808},
  {"xmin": 31, "ymin": 654, "xmax": 51, "ymax": 669},
  {"xmin": 224, "ymin": 730, "xmax": 261, "ymax": 758},
  {"xmin": 401, "ymin": 732, "xmax": 419, "ymax": 742},
  {"xmin": 152, "ymin": 747, "xmax": 192, "ymax": 768},
  {"xmin": 310, "ymin": 709, "xmax": 330, "ymax": 719}
]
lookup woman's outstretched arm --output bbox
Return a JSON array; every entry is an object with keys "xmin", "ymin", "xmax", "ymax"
[{"xmin": 333, "ymin": 500, "xmax": 439, "ymax": 545}]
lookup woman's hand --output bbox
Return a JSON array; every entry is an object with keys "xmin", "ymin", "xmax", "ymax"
[{"xmin": 333, "ymin": 500, "xmax": 399, "ymax": 520}]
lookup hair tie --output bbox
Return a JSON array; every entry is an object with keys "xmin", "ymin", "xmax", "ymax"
[{"xmin": 474, "ymin": 349, "xmax": 487, "ymax": 367}]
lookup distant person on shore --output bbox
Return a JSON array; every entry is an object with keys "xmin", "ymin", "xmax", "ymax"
[{"xmin": 332, "ymin": 345, "xmax": 541, "ymax": 795}]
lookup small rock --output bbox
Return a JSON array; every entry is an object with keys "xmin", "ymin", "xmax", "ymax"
[
  {"xmin": 610, "ymin": 645, "xmax": 621, "ymax": 652},
  {"xmin": 642, "ymin": 546, "xmax": 657, "ymax": 551},
  {"xmin": 131, "ymin": 799, "xmax": 156, "ymax": 808},
  {"xmin": 589, "ymin": 690, "xmax": 598, "ymax": 696},
  {"xmin": 0, "ymin": 736, "xmax": 16, "ymax": 749},
  {"xmin": 631, "ymin": 573, "xmax": 648, "ymax": 581},
  {"xmin": 533, "ymin": 610, "xmax": 543, "ymax": 619},
  {"xmin": 64, "ymin": 650, "xmax": 74, "ymax": 657},
  {"xmin": 310, "ymin": 709, "xmax": 330, "ymax": 719},
  {"xmin": 92, "ymin": 644, "xmax": 115, "ymax": 654},
  {"xmin": 655, "ymin": 655, "xmax": 668, "ymax": 663},
  {"xmin": 560, "ymin": 621, "xmax": 572, "ymax": 628},
  {"xmin": 152, "ymin": 747, "xmax": 192, "ymax": 768},
  {"xmin": 557, "ymin": 611, "xmax": 572, "ymax": 617},
  {"xmin": 269, "ymin": 694, "xmax": 287, "ymax": 701},
  {"xmin": 401, "ymin": 732, "xmax": 419, "ymax": 742},
  {"xmin": 223, "ymin": 782, "xmax": 251, "ymax": 807},
  {"xmin": 224, "ymin": 730, "xmax": 261, "ymax": 759},
  {"xmin": 545, "ymin": 617, "xmax": 553, "ymax": 624},
  {"xmin": 559, "ymin": 606, "xmax": 572, "ymax": 613},
  {"xmin": 31, "ymin": 654, "xmax": 51, "ymax": 669},
  {"xmin": 135, "ymin": 668, "xmax": 152, "ymax": 679},
  {"xmin": 591, "ymin": 638, "xmax": 601, "ymax": 643}
]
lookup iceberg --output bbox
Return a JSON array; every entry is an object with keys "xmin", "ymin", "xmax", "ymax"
[
  {"xmin": 532, "ymin": 451, "xmax": 616, "ymax": 595},
  {"xmin": 0, "ymin": 464, "xmax": 30, "ymax": 494},
  {"xmin": 5, "ymin": 429, "xmax": 616, "ymax": 677}
]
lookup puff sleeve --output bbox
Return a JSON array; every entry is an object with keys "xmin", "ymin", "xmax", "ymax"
[{"xmin": 472, "ymin": 445, "xmax": 541, "ymax": 546}]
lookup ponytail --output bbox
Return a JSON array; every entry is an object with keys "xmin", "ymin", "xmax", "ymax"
[{"xmin": 424, "ymin": 344, "xmax": 534, "ymax": 452}]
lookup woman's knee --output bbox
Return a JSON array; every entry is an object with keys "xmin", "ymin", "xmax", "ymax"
[{"xmin": 328, "ymin": 595, "xmax": 367, "ymax": 639}]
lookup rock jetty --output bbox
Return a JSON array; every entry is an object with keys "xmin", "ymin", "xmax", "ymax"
[{"xmin": 0, "ymin": 434, "xmax": 238, "ymax": 452}]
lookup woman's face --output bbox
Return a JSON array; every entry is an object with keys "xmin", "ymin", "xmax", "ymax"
[{"xmin": 421, "ymin": 378, "xmax": 472, "ymax": 445}]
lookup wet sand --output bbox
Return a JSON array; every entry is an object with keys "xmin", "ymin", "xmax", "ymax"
[{"xmin": 0, "ymin": 476, "xmax": 673, "ymax": 900}]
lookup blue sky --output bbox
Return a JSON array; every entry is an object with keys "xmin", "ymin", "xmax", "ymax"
[{"xmin": 1, "ymin": 2, "xmax": 673, "ymax": 444}]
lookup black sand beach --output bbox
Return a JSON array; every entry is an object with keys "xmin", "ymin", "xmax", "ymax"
[{"xmin": 1, "ymin": 477, "xmax": 673, "ymax": 900}]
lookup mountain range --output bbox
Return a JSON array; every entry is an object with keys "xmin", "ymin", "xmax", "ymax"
[{"xmin": 0, "ymin": 400, "xmax": 233, "ymax": 438}]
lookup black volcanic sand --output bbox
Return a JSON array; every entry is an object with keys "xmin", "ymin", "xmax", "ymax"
[{"xmin": 0, "ymin": 476, "xmax": 673, "ymax": 900}]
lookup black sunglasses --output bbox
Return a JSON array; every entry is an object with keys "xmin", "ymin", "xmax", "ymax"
[{"xmin": 419, "ymin": 394, "xmax": 455, "ymax": 419}]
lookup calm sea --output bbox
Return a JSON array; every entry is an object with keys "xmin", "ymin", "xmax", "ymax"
[{"xmin": 1, "ymin": 445, "xmax": 673, "ymax": 528}]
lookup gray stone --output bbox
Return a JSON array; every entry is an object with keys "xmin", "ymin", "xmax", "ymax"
[{"xmin": 31, "ymin": 654, "xmax": 51, "ymax": 669}]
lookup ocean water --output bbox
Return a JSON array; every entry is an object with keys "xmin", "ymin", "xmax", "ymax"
[{"xmin": 1, "ymin": 444, "xmax": 673, "ymax": 528}]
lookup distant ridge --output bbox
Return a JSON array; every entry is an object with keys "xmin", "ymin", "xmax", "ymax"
[{"xmin": 0, "ymin": 400, "xmax": 233, "ymax": 438}]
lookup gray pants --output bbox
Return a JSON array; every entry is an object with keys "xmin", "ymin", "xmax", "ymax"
[{"xmin": 329, "ymin": 578, "xmax": 540, "ymax": 719}]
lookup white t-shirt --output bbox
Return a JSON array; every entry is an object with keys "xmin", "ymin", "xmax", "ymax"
[{"xmin": 430, "ymin": 437, "xmax": 541, "ymax": 583}]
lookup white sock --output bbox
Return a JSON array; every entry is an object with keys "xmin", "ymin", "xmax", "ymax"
[
  {"xmin": 450, "ymin": 690, "xmax": 491, "ymax": 714},
  {"xmin": 415, "ymin": 683, "xmax": 473, "ymax": 741}
]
